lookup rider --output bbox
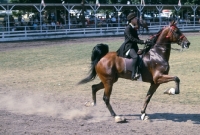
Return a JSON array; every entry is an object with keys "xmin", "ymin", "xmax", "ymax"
[{"xmin": 117, "ymin": 12, "xmax": 149, "ymax": 80}]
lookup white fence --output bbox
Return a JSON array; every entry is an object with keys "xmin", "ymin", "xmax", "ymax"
[
  {"xmin": 1, "ymin": 23, "xmax": 200, "ymax": 42},
  {"xmin": 0, "ymin": 3, "xmax": 200, "ymax": 42}
]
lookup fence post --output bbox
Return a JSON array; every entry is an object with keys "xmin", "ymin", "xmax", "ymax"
[
  {"xmin": 2, "ymin": 32, "xmax": 4, "ymax": 39},
  {"xmin": 25, "ymin": 26, "xmax": 27, "ymax": 37},
  {"xmin": 191, "ymin": 5, "xmax": 198, "ymax": 26}
]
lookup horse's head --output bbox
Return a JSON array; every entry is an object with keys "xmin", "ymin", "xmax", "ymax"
[{"xmin": 165, "ymin": 21, "xmax": 190, "ymax": 49}]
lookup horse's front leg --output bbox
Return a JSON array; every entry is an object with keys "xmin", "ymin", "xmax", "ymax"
[
  {"xmin": 156, "ymin": 75, "xmax": 180, "ymax": 94},
  {"xmin": 141, "ymin": 83, "xmax": 160, "ymax": 120}
]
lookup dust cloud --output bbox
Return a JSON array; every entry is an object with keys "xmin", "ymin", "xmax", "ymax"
[{"xmin": 0, "ymin": 91, "xmax": 109, "ymax": 123}]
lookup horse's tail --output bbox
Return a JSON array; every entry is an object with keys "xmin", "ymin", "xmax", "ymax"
[{"xmin": 78, "ymin": 43, "xmax": 109, "ymax": 84}]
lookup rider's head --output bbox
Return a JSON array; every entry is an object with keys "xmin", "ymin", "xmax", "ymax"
[
  {"xmin": 127, "ymin": 13, "xmax": 136, "ymax": 22},
  {"xmin": 127, "ymin": 13, "xmax": 138, "ymax": 28}
]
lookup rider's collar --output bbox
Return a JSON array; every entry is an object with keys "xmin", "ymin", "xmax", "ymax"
[{"xmin": 129, "ymin": 23, "xmax": 135, "ymax": 28}]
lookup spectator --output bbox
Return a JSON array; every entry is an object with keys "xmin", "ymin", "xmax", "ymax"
[
  {"xmin": 111, "ymin": 16, "xmax": 116, "ymax": 23},
  {"xmin": 42, "ymin": 22, "xmax": 47, "ymax": 30},
  {"xmin": 111, "ymin": 16, "xmax": 117, "ymax": 26},
  {"xmin": 51, "ymin": 21, "xmax": 56, "ymax": 29},
  {"xmin": 18, "ymin": 14, "xmax": 22, "ymax": 23},
  {"xmin": 33, "ymin": 23, "xmax": 38, "ymax": 30},
  {"xmin": 10, "ymin": 15, "xmax": 15, "ymax": 27},
  {"xmin": 106, "ymin": 12, "xmax": 110, "ymax": 23}
]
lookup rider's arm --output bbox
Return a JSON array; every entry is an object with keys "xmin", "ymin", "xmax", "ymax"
[{"xmin": 125, "ymin": 26, "xmax": 145, "ymax": 44}]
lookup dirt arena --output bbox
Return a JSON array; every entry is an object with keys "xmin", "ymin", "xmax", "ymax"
[{"xmin": 0, "ymin": 36, "xmax": 200, "ymax": 135}]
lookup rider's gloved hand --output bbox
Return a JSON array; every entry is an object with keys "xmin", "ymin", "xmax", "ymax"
[{"xmin": 145, "ymin": 39, "xmax": 152, "ymax": 46}]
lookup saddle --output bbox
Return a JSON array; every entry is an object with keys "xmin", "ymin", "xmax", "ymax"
[
  {"xmin": 123, "ymin": 50, "xmax": 143, "ymax": 77},
  {"xmin": 123, "ymin": 58, "xmax": 141, "ymax": 80},
  {"xmin": 123, "ymin": 48, "xmax": 147, "ymax": 80},
  {"xmin": 137, "ymin": 49, "xmax": 145, "ymax": 55}
]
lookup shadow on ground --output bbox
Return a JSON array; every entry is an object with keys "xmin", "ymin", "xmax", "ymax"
[{"xmin": 123, "ymin": 113, "xmax": 200, "ymax": 124}]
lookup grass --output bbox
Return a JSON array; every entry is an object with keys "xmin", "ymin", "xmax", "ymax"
[{"xmin": 0, "ymin": 35, "xmax": 200, "ymax": 105}]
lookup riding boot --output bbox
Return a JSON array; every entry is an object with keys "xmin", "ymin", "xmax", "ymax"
[
  {"xmin": 128, "ymin": 49, "xmax": 140, "ymax": 80},
  {"xmin": 134, "ymin": 67, "xmax": 140, "ymax": 79},
  {"xmin": 136, "ymin": 56, "xmax": 141, "ymax": 75},
  {"xmin": 131, "ymin": 58, "xmax": 139, "ymax": 80}
]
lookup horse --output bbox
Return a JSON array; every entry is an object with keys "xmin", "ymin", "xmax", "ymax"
[{"xmin": 78, "ymin": 21, "xmax": 190, "ymax": 122}]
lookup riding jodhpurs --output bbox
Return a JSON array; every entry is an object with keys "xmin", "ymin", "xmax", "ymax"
[{"xmin": 128, "ymin": 49, "xmax": 138, "ymax": 79}]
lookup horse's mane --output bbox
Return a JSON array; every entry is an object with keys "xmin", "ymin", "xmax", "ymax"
[
  {"xmin": 142, "ymin": 28, "xmax": 164, "ymax": 54},
  {"xmin": 149, "ymin": 28, "xmax": 163, "ymax": 44},
  {"xmin": 149, "ymin": 22, "xmax": 177, "ymax": 44}
]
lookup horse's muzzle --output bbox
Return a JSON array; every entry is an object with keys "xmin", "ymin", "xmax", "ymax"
[
  {"xmin": 182, "ymin": 41, "xmax": 190, "ymax": 49},
  {"xmin": 187, "ymin": 42, "xmax": 190, "ymax": 48}
]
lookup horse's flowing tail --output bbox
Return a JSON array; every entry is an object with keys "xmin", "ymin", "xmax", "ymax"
[{"xmin": 78, "ymin": 43, "xmax": 109, "ymax": 84}]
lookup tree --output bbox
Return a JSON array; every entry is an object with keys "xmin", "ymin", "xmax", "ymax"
[
  {"xmin": 10, "ymin": 0, "xmax": 198, "ymax": 4},
  {"xmin": 10, "ymin": 0, "xmax": 63, "ymax": 3}
]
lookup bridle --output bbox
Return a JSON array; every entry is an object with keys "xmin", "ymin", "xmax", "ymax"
[
  {"xmin": 146, "ymin": 25, "xmax": 188, "ymax": 51},
  {"xmin": 166, "ymin": 25, "xmax": 186, "ymax": 47}
]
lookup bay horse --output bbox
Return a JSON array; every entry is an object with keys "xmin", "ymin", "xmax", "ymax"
[{"xmin": 78, "ymin": 21, "xmax": 190, "ymax": 121}]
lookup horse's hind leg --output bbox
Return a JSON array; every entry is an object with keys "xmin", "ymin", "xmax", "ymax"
[
  {"xmin": 103, "ymin": 83, "xmax": 116, "ymax": 117},
  {"xmin": 92, "ymin": 82, "xmax": 104, "ymax": 106},
  {"xmin": 141, "ymin": 83, "xmax": 160, "ymax": 120}
]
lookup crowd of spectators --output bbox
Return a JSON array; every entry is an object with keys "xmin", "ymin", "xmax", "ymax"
[
  {"xmin": 71, "ymin": 12, "xmax": 128, "ymax": 28},
  {"xmin": 1, "ymin": 12, "xmax": 66, "ymax": 31},
  {"xmin": 1, "ymin": 11, "xmax": 199, "ymax": 31},
  {"xmin": 0, "ymin": 12, "xmax": 129, "ymax": 31}
]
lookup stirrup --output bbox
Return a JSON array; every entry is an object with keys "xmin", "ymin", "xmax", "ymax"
[
  {"xmin": 131, "ymin": 73, "xmax": 140, "ymax": 80},
  {"xmin": 135, "ymin": 73, "xmax": 140, "ymax": 79}
]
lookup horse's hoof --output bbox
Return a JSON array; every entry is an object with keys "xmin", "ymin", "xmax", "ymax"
[
  {"xmin": 164, "ymin": 88, "xmax": 175, "ymax": 95},
  {"xmin": 141, "ymin": 113, "xmax": 149, "ymax": 120},
  {"xmin": 84, "ymin": 101, "xmax": 94, "ymax": 107},
  {"xmin": 115, "ymin": 116, "xmax": 126, "ymax": 123}
]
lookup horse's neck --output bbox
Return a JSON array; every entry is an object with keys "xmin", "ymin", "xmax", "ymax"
[
  {"xmin": 156, "ymin": 36, "xmax": 170, "ymax": 47},
  {"xmin": 152, "ymin": 35, "xmax": 171, "ymax": 61}
]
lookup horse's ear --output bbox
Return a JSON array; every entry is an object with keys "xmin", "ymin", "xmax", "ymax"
[{"xmin": 170, "ymin": 20, "xmax": 175, "ymax": 26}]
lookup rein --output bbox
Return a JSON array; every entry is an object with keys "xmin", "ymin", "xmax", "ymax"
[
  {"xmin": 171, "ymin": 47, "xmax": 183, "ymax": 51},
  {"xmin": 147, "ymin": 25, "xmax": 185, "ymax": 52},
  {"xmin": 155, "ymin": 43, "xmax": 183, "ymax": 52}
]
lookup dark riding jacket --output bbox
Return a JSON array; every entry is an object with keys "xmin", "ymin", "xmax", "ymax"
[{"xmin": 117, "ymin": 24, "xmax": 145, "ymax": 57}]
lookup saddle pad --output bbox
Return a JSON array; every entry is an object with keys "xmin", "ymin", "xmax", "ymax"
[
  {"xmin": 123, "ymin": 58, "xmax": 142, "ymax": 81},
  {"xmin": 124, "ymin": 58, "xmax": 133, "ymax": 72}
]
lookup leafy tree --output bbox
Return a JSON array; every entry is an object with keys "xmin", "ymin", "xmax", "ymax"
[
  {"xmin": 9, "ymin": 0, "xmax": 199, "ymax": 4},
  {"xmin": 10, "ymin": 0, "xmax": 64, "ymax": 3}
]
